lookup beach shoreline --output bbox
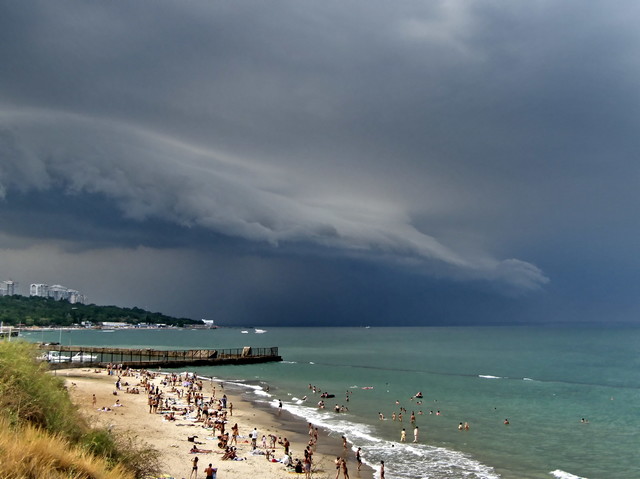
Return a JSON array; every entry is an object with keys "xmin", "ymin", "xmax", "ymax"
[{"xmin": 58, "ymin": 367, "xmax": 374, "ymax": 479}]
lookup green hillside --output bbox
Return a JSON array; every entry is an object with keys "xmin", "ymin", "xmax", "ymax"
[{"xmin": 0, "ymin": 295, "xmax": 201, "ymax": 327}]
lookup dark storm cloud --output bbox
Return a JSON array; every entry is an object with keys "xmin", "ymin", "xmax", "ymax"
[
  {"xmin": 1, "ymin": 1, "xmax": 639, "ymax": 323},
  {"xmin": 0, "ymin": 106, "xmax": 547, "ymax": 289}
]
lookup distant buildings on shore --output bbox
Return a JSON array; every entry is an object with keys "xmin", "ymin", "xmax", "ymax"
[
  {"xmin": 0, "ymin": 280, "xmax": 17, "ymax": 296},
  {"xmin": 1, "ymin": 280, "xmax": 87, "ymax": 304}
]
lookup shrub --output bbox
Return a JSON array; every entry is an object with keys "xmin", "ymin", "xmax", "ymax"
[
  {"xmin": 0, "ymin": 341, "xmax": 161, "ymax": 478},
  {"xmin": 0, "ymin": 340, "xmax": 86, "ymax": 440}
]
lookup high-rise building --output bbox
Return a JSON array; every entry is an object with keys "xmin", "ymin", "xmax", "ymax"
[
  {"xmin": 30, "ymin": 283, "xmax": 86, "ymax": 304},
  {"xmin": 30, "ymin": 283, "xmax": 50, "ymax": 297},
  {"xmin": 0, "ymin": 280, "xmax": 17, "ymax": 296}
]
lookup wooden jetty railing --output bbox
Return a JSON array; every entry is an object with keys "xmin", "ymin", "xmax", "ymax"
[{"xmin": 37, "ymin": 344, "xmax": 281, "ymax": 370}]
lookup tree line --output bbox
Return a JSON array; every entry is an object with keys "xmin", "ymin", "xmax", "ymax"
[{"xmin": 0, "ymin": 295, "xmax": 201, "ymax": 327}]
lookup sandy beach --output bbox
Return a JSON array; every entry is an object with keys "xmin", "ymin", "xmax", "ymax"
[{"xmin": 59, "ymin": 368, "xmax": 374, "ymax": 479}]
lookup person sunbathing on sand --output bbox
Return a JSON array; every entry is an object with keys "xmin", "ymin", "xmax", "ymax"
[
  {"xmin": 222, "ymin": 446, "xmax": 237, "ymax": 460},
  {"xmin": 190, "ymin": 445, "xmax": 213, "ymax": 454}
]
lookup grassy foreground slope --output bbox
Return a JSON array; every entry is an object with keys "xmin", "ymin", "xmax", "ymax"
[
  {"xmin": 0, "ymin": 341, "xmax": 158, "ymax": 478},
  {"xmin": 0, "ymin": 419, "xmax": 132, "ymax": 479}
]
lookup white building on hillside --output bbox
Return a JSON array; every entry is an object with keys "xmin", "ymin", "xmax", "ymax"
[
  {"xmin": 30, "ymin": 283, "xmax": 50, "ymax": 297},
  {"xmin": 0, "ymin": 280, "xmax": 17, "ymax": 296},
  {"xmin": 30, "ymin": 283, "xmax": 86, "ymax": 304}
]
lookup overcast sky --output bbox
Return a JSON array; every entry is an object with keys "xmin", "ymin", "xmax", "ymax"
[{"xmin": 1, "ymin": 1, "xmax": 639, "ymax": 326}]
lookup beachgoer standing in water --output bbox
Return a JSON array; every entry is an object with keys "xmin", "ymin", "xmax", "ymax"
[
  {"xmin": 380, "ymin": 460, "xmax": 385, "ymax": 478},
  {"xmin": 400, "ymin": 428, "xmax": 406, "ymax": 442},
  {"xmin": 413, "ymin": 426, "xmax": 419, "ymax": 443}
]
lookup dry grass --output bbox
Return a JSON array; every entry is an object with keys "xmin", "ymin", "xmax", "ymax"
[
  {"xmin": 0, "ymin": 340, "xmax": 160, "ymax": 478},
  {"xmin": 0, "ymin": 418, "xmax": 134, "ymax": 479}
]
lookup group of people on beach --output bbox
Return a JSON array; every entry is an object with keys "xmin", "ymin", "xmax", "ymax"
[{"xmin": 96, "ymin": 367, "xmax": 394, "ymax": 479}]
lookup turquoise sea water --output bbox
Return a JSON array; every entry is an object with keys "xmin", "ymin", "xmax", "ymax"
[{"xmin": 22, "ymin": 326, "xmax": 640, "ymax": 479}]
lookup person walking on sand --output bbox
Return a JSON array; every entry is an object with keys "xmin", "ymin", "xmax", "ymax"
[
  {"xmin": 341, "ymin": 456, "xmax": 350, "ymax": 479},
  {"xmin": 284, "ymin": 437, "xmax": 290, "ymax": 455},
  {"xmin": 335, "ymin": 457, "xmax": 342, "ymax": 479},
  {"xmin": 189, "ymin": 456, "xmax": 198, "ymax": 479},
  {"xmin": 355, "ymin": 447, "xmax": 362, "ymax": 471},
  {"xmin": 251, "ymin": 427, "xmax": 258, "ymax": 449},
  {"xmin": 92, "ymin": 394, "xmax": 96, "ymax": 407},
  {"xmin": 204, "ymin": 463, "xmax": 216, "ymax": 479},
  {"xmin": 304, "ymin": 454, "xmax": 312, "ymax": 479},
  {"xmin": 380, "ymin": 460, "xmax": 385, "ymax": 479}
]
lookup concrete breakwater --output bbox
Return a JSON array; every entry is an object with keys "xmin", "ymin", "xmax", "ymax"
[{"xmin": 37, "ymin": 344, "xmax": 281, "ymax": 369}]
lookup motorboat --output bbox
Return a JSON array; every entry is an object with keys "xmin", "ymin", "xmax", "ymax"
[
  {"xmin": 254, "ymin": 329, "xmax": 267, "ymax": 334},
  {"xmin": 40, "ymin": 351, "xmax": 71, "ymax": 363},
  {"xmin": 72, "ymin": 352, "xmax": 98, "ymax": 362}
]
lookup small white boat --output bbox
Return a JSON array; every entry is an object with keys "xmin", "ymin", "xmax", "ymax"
[
  {"xmin": 254, "ymin": 329, "xmax": 267, "ymax": 334},
  {"xmin": 241, "ymin": 330, "xmax": 249, "ymax": 334},
  {"xmin": 40, "ymin": 351, "xmax": 71, "ymax": 363},
  {"xmin": 72, "ymin": 352, "xmax": 98, "ymax": 362}
]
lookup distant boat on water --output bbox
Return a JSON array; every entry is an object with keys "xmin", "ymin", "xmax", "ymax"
[
  {"xmin": 254, "ymin": 329, "xmax": 267, "ymax": 334},
  {"xmin": 241, "ymin": 330, "xmax": 249, "ymax": 334}
]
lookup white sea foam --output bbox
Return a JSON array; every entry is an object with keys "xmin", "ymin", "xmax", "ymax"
[
  {"xmin": 223, "ymin": 380, "xmax": 273, "ymax": 398},
  {"xmin": 550, "ymin": 470, "xmax": 588, "ymax": 479},
  {"xmin": 479, "ymin": 375, "xmax": 502, "ymax": 379},
  {"xmin": 523, "ymin": 377, "xmax": 534, "ymax": 381},
  {"xmin": 274, "ymin": 399, "xmax": 498, "ymax": 479},
  {"xmin": 362, "ymin": 441, "xmax": 500, "ymax": 479}
]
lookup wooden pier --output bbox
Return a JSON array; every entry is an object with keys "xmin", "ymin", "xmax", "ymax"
[{"xmin": 37, "ymin": 344, "xmax": 281, "ymax": 370}]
